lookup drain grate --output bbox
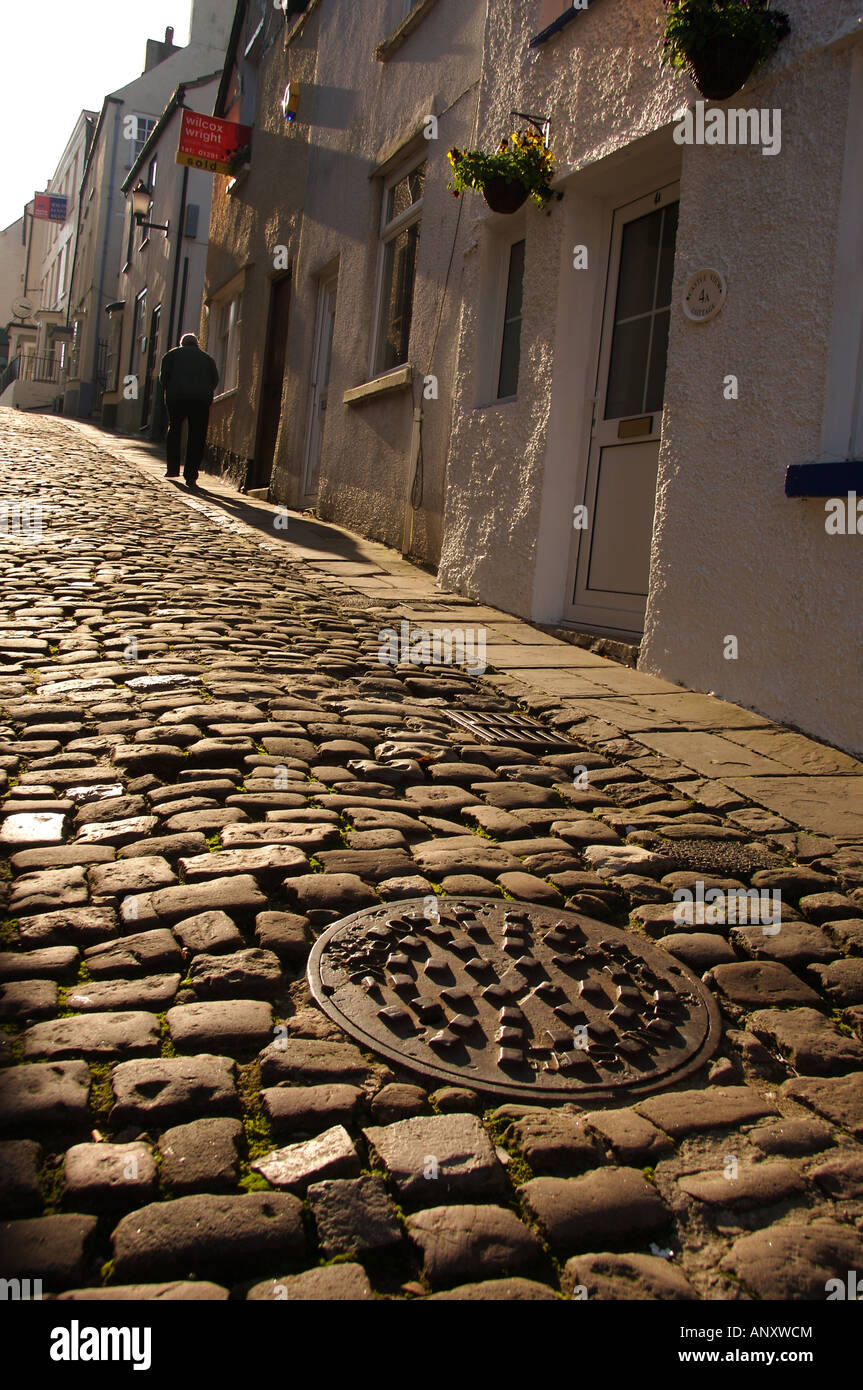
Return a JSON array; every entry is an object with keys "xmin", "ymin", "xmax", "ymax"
[
  {"xmin": 442, "ymin": 708, "xmax": 577, "ymax": 752},
  {"xmin": 308, "ymin": 897, "xmax": 720, "ymax": 1102}
]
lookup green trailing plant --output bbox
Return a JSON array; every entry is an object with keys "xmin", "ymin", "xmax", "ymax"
[
  {"xmin": 662, "ymin": 0, "xmax": 790, "ymax": 95},
  {"xmin": 447, "ymin": 128, "xmax": 559, "ymax": 212},
  {"xmin": 662, "ymin": 0, "xmax": 790, "ymax": 67}
]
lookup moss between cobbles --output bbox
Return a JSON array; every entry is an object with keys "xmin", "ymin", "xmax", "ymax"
[
  {"xmin": 75, "ymin": 961, "xmax": 92, "ymax": 985},
  {"xmin": 485, "ymin": 1117, "xmax": 535, "ymax": 1191},
  {"xmin": 830, "ymin": 1009, "xmax": 857, "ymax": 1039},
  {"xmin": 642, "ymin": 1165, "xmax": 657, "ymax": 1185},
  {"xmin": 317, "ymin": 1250, "xmax": 361, "ymax": 1268},
  {"xmin": 41, "ymin": 1156, "xmax": 66, "ymax": 1215},
  {"xmin": 2, "ymin": 1026, "xmax": 24, "ymax": 1065},
  {"xmin": 0, "ymin": 917, "xmax": 19, "ymax": 947},
  {"xmin": 156, "ymin": 1012, "xmax": 179, "ymax": 1058},
  {"xmin": 238, "ymin": 1060, "xmax": 274, "ymax": 1162},
  {"xmin": 204, "ymin": 834, "xmax": 222, "ymax": 852},
  {"xmin": 56, "ymin": 985, "xmax": 74, "ymax": 1019},
  {"xmin": 88, "ymin": 1061, "xmax": 115, "ymax": 1120},
  {"xmin": 238, "ymin": 1171, "xmax": 271, "ymax": 1193}
]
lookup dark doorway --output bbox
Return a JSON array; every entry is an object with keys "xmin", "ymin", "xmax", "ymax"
[
  {"xmin": 252, "ymin": 273, "xmax": 292, "ymax": 492},
  {"xmin": 140, "ymin": 303, "xmax": 161, "ymax": 430}
]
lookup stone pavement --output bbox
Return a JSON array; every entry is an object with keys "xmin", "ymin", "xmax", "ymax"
[{"xmin": 0, "ymin": 408, "xmax": 861, "ymax": 1302}]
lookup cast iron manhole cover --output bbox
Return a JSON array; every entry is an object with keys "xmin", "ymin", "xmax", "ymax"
[
  {"xmin": 441, "ymin": 709, "xmax": 576, "ymax": 751},
  {"xmin": 308, "ymin": 897, "xmax": 721, "ymax": 1101}
]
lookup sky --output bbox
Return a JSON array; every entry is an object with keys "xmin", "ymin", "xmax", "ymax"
[{"xmin": 0, "ymin": 0, "xmax": 194, "ymax": 230}]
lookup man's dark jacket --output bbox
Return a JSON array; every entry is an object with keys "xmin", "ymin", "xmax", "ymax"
[{"xmin": 159, "ymin": 343, "xmax": 220, "ymax": 404}]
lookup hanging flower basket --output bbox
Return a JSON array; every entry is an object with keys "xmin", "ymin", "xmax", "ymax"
[
  {"xmin": 662, "ymin": 1, "xmax": 790, "ymax": 101},
  {"xmin": 482, "ymin": 176, "xmax": 529, "ymax": 214},
  {"xmin": 447, "ymin": 129, "xmax": 560, "ymax": 214}
]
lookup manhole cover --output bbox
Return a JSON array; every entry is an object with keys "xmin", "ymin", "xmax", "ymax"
[
  {"xmin": 442, "ymin": 709, "xmax": 576, "ymax": 751},
  {"xmin": 308, "ymin": 897, "xmax": 721, "ymax": 1102}
]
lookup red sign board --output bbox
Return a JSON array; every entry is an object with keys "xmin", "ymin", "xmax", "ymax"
[
  {"xmin": 175, "ymin": 108, "xmax": 252, "ymax": 175},
  {"xmin": 34, "ymin": 194, "xmax": 68, "ymax": 222}
]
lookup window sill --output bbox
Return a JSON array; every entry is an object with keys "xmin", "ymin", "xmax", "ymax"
[
  {"xmin": 785, "ymin": 461, "xmax": 863, "ymax": 497},
  {"xmin": 475, "ymin": 394, "xmax": 517, "ymax": 410},
  {"xmin": 376, "ymin": 0, "xmax": 441, "ymax": 61},
  {"xmin": 343, "ymin": 365, "xmax": 412, "ymax": 405},
  {"xmin": 529, "ymin": 3, "xmax": 594, "ymax": 50},
  {"xmin": 212, "ymin": 387, "xmax": 240, "ymax": 405},
  {"xmin": 286, "ymin": 0, "xmax": 321, "ymax": 47}
]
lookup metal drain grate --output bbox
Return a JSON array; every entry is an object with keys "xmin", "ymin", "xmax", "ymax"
[
  {"xmin": 308, "ymin": 897, "xmax": 720, "ymax": 1102},
  {"xmin": 442, "ymin": 708, "xmax": 577, "ymax": 751}
]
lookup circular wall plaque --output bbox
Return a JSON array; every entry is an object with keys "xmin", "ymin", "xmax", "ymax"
[
  {"xmin": 308, "ymin": 897, "xmax": 721, "ymax": 1102},
  {"xmin": 682, "ymin": 268, "xmax": 727, "ymax": 322}
]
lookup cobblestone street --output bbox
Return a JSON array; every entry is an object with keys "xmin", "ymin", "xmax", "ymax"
[{"xmin": 1, "ymin": 410, "xmax": 862, "ymax": 1302}]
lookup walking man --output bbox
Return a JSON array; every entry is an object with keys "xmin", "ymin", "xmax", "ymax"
[{"xmin": 159, "ymin": 332, "xmax": 219, "ymax": 487}]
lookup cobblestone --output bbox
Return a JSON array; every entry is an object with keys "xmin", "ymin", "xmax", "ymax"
[
  {"xmin": 1, "ymin": 413, "xmax": 862, "ymax": 1298},
  {"xmin": 407, "ymin": 1204, "xmax": 544, "ymax": 1287},
  {"xmin": 307, "ymin": 1174, "xmax": 403, "ymax": 1257},
  {"xmin": 111, "ymin": 1192, "xmax": 306, "ymax": 1282}
]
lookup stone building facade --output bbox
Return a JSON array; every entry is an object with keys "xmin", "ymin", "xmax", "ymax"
[
  {"xmin": 106, "ymin": 74, "xmax": 222, "ymax": 436},
  {"xmin": 64, "ymin": 0, "xmax": 234, "ymax": 418},
  {"xmin": 203, "ymin": 0, "xmax": 483, "ymax": 566}
]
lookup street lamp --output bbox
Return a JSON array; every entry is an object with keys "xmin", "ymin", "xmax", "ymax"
[{"xmin": 131, "ymin": 182, "xmax": 169, "ymax": 236}]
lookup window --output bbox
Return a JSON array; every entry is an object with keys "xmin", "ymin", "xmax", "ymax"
[
  {"xmin": 373, "ymin": 160, "xmax": 425, "ymax": 375},
  {"xmin": 497, "ymin": 238, "xmax": 526, "ymax": 399},
  {"xmin": 604, "ymin": 201, "xmax": 678, "ymax": 419},
  {"xmin": 128, "ymin": 289, "xmax": 147, "ymax": 375},
  {"xmin": 126, "ymin": 115, "xmax": 157, "ymax": 168},
  {"xmin": 123, "ymin": 205, "xmax": 136, "ymax": 270},
  {"xmin": 214, "ymin": 292, "xmax": 243, "ymax": 393}
]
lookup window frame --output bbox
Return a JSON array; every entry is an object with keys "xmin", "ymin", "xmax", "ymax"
[
  {"xmin": 213, "ymin": 290, "xmax": 243, "ymax": 396},
  {"xmin": 370, "ymin": 154, "xmax": 425, "ymax": 379},
  {"xmin": 126, "ymin": 114, "xmax": 157, "ymax": 169},
  {"xmin": 496, "ymin": 235, "xmax": 527, "ymax": 401}
]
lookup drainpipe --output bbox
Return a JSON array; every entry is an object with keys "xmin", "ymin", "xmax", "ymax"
[
  {"xmin": 91, "ymin": 97, "xmax": 123, "ymax": 402},
  {"xmin": 155, "ymin": 110, "xmax": 190, "ymax": 441},
  {"xmin": 167, "ymin": 158, "xmax": 189, "ymax": 349}
]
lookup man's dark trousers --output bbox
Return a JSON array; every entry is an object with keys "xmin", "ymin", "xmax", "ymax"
[{"xmin": 165, "ymin": 399, "xmax": 209, "ymax": 483}]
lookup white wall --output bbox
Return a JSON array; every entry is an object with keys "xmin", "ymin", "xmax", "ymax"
[{"xmin": 437, "ymin": 0, "xmax": 863, "ymax": 755}]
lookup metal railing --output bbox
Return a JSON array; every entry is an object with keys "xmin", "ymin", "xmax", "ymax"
[{"xmin": 0, "ymin": 353, "xmax": 64, "ymax": 393}]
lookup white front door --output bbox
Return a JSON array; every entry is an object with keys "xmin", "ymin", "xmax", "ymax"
[
  {"xmin": 567, "ymin": 183, "xmax": 680, "ymax": 635},
  {"xmin": 302, "ymin": 277, "xmax": 337, "ymax": 502}
]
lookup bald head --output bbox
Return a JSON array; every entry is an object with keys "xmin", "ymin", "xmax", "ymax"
[{"xmin": 180, "ymin": 333, "xmax": 198, "ymax": 348}]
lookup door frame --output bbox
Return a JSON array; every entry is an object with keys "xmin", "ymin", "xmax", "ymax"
[
  {"xmin": 252, "ymin": 270, "xmax": 292, "ymax": 493},
  {"xmin": 565, "ymin": 181, "xmax": 680, "ymax": 636},
  {"xmin": 528, "ymin": 129, "xmax": 682, "ymax": 634},
  {"xmin": 302, "ymin": 272, "xmax": 338, "ymax": 504},
  {"xmin": 140, "ymin": 302, "xmax": 161, "ymax": 431}
]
